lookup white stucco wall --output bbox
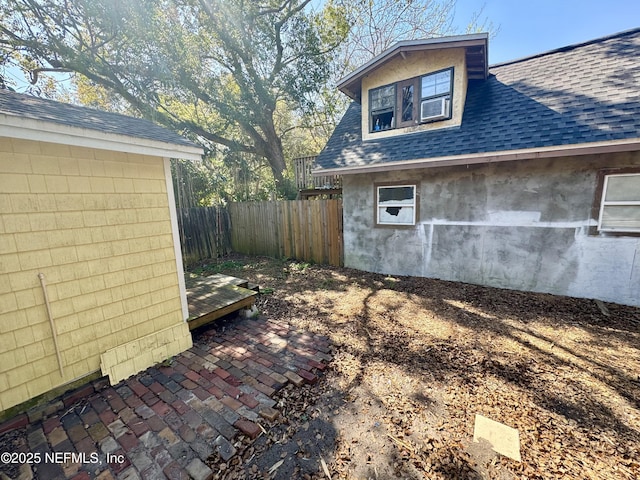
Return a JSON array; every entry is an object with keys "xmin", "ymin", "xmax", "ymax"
[{"xmin": 342, "ymin": 151, "xmax": 640, "ymax": 307}]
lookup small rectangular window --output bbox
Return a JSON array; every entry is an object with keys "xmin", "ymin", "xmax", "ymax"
[
  {"xmin": 370, "ymin": 84, "xmax": 396, "ymax": 132},
  {"xmin": 376, "ymin": 185, "xmax": 417, "ymax": 226},
  {"xmin": 598, "ymin": 173, "xmax": 640, "ymax": 233}
]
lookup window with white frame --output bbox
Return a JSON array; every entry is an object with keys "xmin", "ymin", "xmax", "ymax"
[
  {"xmin": 376, "ymin": 184, "xmax": 417, "ymax": 226},
  {"xmin": 598, "ymin": 173, "xmax": 640, "ymax": 233}
]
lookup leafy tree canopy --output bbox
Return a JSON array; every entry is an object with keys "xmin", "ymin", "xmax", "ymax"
[
  {"xmin": 0, "ymin": 0, "xmax": 349, "ymax": 196},
  {"xmin": 0, "ymin": 0, "xmax": 495, "ymax": 204}
]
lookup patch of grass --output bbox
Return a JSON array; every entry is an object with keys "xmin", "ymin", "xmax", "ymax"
[
  {"xmin": 384, "ymin": 275, "xmax": 400, "ymax": 290},
  {"xmin": 160, "ymin": 356, "xmax": 175, "ymax": 367},
  {"xmin": 290, "ymin": 261, "xmax": 312, "ymax": 272}
]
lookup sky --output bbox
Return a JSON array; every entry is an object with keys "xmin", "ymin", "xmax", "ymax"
[
  {"xmin": 452, "ymin": 0, "xmax": 640, "ymax": 65},
  {"xmin": 4, "ymin": 0, "xmax": 638, "ymax": 91}
]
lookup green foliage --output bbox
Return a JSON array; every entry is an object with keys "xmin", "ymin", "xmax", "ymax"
[
  {"xmin": 0, "ymin": 0, "xmax": 349, "ymax": 197},
  {"xmin": 291, "ymin": 261, "xmax": 312, "ymax": 271},
  {"xmin": 0, "ymin": 0, "xmax": 495, "ymax": 202}
]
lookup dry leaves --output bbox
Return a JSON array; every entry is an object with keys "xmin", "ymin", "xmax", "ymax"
[{"xmin": 212, "ymin": 255, "xmax": 640, "ymax": 480}]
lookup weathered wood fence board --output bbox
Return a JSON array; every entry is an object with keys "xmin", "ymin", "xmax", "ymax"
[
  {"xmin": 178, "ymin": 207, "xmax": 232, "ymax": 266},
  {"xmin": 229, "ymin": 199, "xmax": 343, "ymax": 266}
]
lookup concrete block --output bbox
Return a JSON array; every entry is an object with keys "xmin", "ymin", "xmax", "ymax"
[
  {"xmin": 473, "ymin": 414, "xmax": 521, "ymax": 462},
  {"xmin": 213, "ymin": 435, "xmax": 236, "ymax": 461},
  {"xmin": 186, "ymin": 458, "xmax": 213, "ymax": 480},
  {"xmin": 240, "ymin": 305, "xmax": 259, "ymax": 319}
]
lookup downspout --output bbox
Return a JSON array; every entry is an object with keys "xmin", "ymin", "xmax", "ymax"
[{"xmin": 38, "ymin": 273, "xmax": 64, "ymax": 377}]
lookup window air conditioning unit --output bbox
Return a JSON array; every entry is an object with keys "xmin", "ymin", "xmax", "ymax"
[{"xmin": 420, "ymin": 97, "xmax": 447, "ymax": 121}]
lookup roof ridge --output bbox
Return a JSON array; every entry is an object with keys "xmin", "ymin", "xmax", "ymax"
[{"xmin": 490, "ymin": 27, "xmax": 640, "ymax": 69}]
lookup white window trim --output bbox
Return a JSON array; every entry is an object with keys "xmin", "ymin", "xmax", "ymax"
[
  {"xmin": 376, "ymin": 184, "xmax": 417, "ymax": 226},
  {"xmin": 597, "ymin": 173, "xmax": 640, "ymax": 233}
]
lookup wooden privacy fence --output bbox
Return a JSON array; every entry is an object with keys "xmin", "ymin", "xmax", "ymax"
[
  {"xmin": 178, "ymin": 207, "xmax": 232, "ymax": 266},
  {"xmin": 229, "ymin": 199, "xmax": 343, "ymax": 266}
]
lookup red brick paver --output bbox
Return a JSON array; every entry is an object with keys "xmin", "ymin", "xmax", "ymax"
[{"xmin": 0, "ymin": 315, "xmax": 332, "ymax": 480}]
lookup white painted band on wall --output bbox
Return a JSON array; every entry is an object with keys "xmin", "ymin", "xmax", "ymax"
[{"xmin": 424, "ymin": 218, "xmax": 598, "ymax": 229}]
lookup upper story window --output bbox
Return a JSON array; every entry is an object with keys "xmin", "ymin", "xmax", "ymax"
[
  {"xmin": 369, "ymin": 67, "xmax": 453, "ymax": 133},
  {"xmin": 370, "ymin": 85, "xmax": 396, "ymax": 131},
  {"xmin": 420, "ymin": 69, "xmax": 452, "ymax": 122},
  {"xmin": 597, "ymin": 172, "xmax": 640, "ymax": 233}
]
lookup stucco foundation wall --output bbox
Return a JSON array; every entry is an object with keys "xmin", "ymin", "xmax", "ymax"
[
  {"xmin": 0, "ymin": 137, "xmax": 191, "ymax": 412},
  {"xmin": 343, "ymin": 151, "xmax": 640, "ymax": 307}
]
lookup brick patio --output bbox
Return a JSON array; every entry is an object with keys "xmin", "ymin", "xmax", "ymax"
[{"xmin": 0, "ymin": 316, "xmax": 331, "ymax": 480}]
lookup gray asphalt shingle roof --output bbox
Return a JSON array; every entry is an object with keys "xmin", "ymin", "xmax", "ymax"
[
  {"xmin": 0, "ymin": 88, "xmax": 198, "ymax": 149},
  {"xmin": 316, "ymin": 28, "xmax": 640, "ymax": 171}
]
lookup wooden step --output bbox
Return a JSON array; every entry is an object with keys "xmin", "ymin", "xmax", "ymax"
[{"xmin": 186, "ymin": 274, "xmax": 259, "ymax": 331}]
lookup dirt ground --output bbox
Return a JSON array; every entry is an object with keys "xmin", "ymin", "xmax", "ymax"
[
  {"xmin": 196, "ymin": 254, "xmax": 640, "ymax": 480},
  {"xmin": 2, "ymin": 255, "xmax": 638, "ymax": 480}
]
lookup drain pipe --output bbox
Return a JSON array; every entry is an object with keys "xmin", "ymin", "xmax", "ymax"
[{"xmin": 38, "ymin": 273, "xmax": 64, "ymax": 377}]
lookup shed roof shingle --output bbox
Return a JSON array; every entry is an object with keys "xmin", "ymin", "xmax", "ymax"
[
  {"xmin": 0, "ymin": 88, "xmax": 198, "ymax": 149},
  {"xmin": 316, "ymin": 28, "xmax": 640, "ymax": 172}
]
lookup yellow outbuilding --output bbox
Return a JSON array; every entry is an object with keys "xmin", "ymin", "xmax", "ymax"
[{"xmin": 0, "ymin": 89, "xmax": 203, "ymax": 414}]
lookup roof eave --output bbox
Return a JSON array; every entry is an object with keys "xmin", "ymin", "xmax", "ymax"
[
  {"xmin": 313, "ymin": 138, "xmax": 640, "ymax": 176},
  {"xmin": 0, "ymin": 113, "xmax": 203, "ymax": 161}
]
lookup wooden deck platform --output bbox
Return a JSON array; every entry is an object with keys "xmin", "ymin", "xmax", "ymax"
[{"xmin": 186, "ymin": 274, "xmax": 258, "ymax": 331}]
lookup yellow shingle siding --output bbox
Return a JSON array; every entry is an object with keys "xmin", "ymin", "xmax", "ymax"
[
  {"xmin": 0, "ymin": 137, "xmax": 188, "ymax": 412},
  {"xmin": 100, "ymin": 322, "xmax": 192, "ymax": 384}
]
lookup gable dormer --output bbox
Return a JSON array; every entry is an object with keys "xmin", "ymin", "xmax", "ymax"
[{"xmin": 337, "ymin": 33, "xmax": 488, "ymax": 141}]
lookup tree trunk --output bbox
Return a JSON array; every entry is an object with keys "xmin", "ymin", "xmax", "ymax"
[{"xmin": 254, "ymin": 113, "xmax": 288, "ymax": 196}]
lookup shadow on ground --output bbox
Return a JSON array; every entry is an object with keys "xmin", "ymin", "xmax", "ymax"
[{"xmin": 203, "ymin": 253, "xmax": 640, "ymax": 479}]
